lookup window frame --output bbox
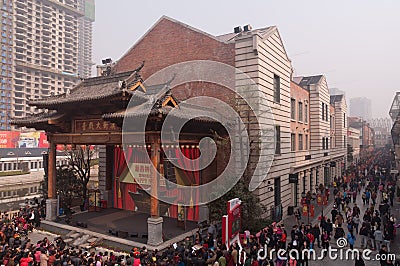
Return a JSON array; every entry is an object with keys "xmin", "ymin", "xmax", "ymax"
[
  {"xmin": 275, "ymin": 125, "xmax": 281, "ymax": 154},
  {"xmin": 291, "ymin": 133, "xmax": 296, "ymax": 151},
  {"xmin": 298, "ymin": 101, "xmax": 303, "ymax": 122},
  {"xmin": 305, "ymin": 103, "xmax": 308, "ymax": 123},
  {"xmin": 273, "ymin": 74, "xmax": 281, "ymax": 103},
  {"xmin": 291, "ymin": 98, "xmax": 296, "ymax": 120}
]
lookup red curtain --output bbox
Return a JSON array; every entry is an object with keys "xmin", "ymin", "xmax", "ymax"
[
  {"xmin": 113, "ymin": 146, "xmax": 132, "ymax": 208},
  {"xmin": 174, "ymin": 147, "xmax": 200, "ymax": 221}
]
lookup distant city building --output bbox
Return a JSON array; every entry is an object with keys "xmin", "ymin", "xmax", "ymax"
[
  {"xmin": 348, "ymin": 116, "xmax": 374, "ymax": 148},
  {"xmin": 350, "ymin": 97, "xmax": 372, "ymax": 121},
  {"xmin": 347, "ymin": 127, "xmax": 360, "ymax": 163},
  {"xmin": 0, "ymin": 0, "xmax": 95, "ymax": 130},
  {"xmin": 369, "ymin": 118, "xmax": 392, "ymax": 147},
  {"xmin": 330, "ymin": 88, "xmax": 346, "ymax": 97}
]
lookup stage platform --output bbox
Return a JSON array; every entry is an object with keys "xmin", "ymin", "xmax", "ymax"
[{"xmin": 41, "ymin": 208, "xmax": 199, "ymax": 251}]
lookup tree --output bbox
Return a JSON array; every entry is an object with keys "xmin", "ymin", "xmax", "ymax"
[
  {"xmin": 40, "ymin": 165, "xmax": 83, "ymax": 210},
  {"xmin": 65, "ymin": 146, "xmax": 95, "ymax": 208},
  {"xmin": 208, "ymin": 179, "xmax": 269, "ymax": 233}
]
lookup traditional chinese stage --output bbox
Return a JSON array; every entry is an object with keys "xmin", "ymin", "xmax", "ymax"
[{"xmin": 57, "ymin": 208, "xmax": 198, "ymax": 244}]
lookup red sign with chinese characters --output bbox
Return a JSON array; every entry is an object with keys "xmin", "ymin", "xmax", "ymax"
[
  {"xmin": 222, "ymin": 198, "xmax": 241, "ymax": 248},
  {"xmin": 74, "ymin": 119, "xmax": 119, "ymax": 133}
]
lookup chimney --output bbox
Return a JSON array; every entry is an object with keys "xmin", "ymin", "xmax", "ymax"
[
  {"xmin": 243, "ymin": 24, "xmax": 252, "ymax": 32},
  {"xmin": 234, "ymin": 26, "xmax": 242, "ymax": 34}
]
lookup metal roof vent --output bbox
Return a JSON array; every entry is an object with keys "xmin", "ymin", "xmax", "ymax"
[
  {"xmin": 243, "ymin": 24, "xmax": 252, "ymax": 32},
  {"xmin": 234, "ymin": 26, "xmax": 242, "ymax": 33}
]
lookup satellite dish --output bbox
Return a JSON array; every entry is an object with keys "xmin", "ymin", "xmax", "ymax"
[{"xmin": 66, "ymin": 89, "xmax": 71, "ymax": 95}]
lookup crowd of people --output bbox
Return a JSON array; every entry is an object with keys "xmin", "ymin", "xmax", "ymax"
[{"xmin": 0, "ymin": 148, "xmax": 399, "ymax": 266}]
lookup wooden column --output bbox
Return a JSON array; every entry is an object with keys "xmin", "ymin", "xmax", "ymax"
[
  {"xmin": 48, "ymin": 142, "xmax": 57, "ymax": 199},
  {"xmin": 150, "ymin": 138, "xmax": 160, "ymax": 217}
]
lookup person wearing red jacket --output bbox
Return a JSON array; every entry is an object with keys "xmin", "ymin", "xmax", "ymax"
[
  {"xmin": 306, "ymin": 232, "xmax": 315, "ymax": 249},
  {"xmin": 19, "ymin": 253, "xmax": 33, "ymax": 266}
]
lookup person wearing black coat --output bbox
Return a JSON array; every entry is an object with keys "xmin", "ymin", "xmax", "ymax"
[{"xmin": 355, "ymin": 256, "xmax": 366, "ymax": 266}]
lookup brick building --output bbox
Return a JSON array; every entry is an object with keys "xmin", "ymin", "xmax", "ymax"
[{"xmin": 95, "ymin": 16, "xmax": 347, "ymax": 221}]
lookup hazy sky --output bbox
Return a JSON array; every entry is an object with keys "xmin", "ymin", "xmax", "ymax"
[{"xmin": 93, "ymin": 0, "xmax": 400, "ymax": 119}]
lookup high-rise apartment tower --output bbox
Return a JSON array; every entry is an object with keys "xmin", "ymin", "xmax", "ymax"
[{"xmin": 0, "ymin": 0, "xmax": 95, "ymax": 130}]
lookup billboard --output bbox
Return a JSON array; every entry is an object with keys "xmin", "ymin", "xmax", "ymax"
[
  {"xmin": 38, "ymin": 132, "xmax": 49, "ymax": 148},
  {"xmin": 0, "ymin": 131, "xmax": 20, "ymax": 148},
  {"xmin": 0, "ymin": 131, "xmax": 50, "ymax": 148},
  {"xmin": 18, "ymin": 132, "xmax": 41, "ymax": 148}
]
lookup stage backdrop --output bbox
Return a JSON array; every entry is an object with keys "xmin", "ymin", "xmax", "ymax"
[{"xmin": 113, "ymin": 146, "xmax": 200, "ymax": 221}]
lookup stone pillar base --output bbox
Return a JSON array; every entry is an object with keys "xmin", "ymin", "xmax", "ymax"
[
  {"xmin": 147, "ymin": 217, "xmax": 163, "ymax": 246},
  {"xmin": 46, "ymin": 199, "xmax": 58, "ymax": 221}
]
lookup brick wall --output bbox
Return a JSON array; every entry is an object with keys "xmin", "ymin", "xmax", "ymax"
[{"xmin": 114, "ymin": 17, "xmax": 235, "ymax": 80}]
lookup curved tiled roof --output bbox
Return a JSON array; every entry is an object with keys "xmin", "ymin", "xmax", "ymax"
[
  {"xmin": 10, "ymin": 110, "xmax": 63, "ymax": 126},
  {"xmin": 28, "ymin": 67, "xmax": 146, "ymax": 108},
  {"xmin": 103, "ymin": 100, "xmax": 232, "ymax": 126}
]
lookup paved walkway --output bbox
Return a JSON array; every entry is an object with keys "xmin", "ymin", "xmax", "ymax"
[
  {"xmin": 283, "ymin": 188, "xmax": 336, "ymax": 230},
  {"xmin": 298, "ymin": 182, "xmax": 400, "ymax": 266}
]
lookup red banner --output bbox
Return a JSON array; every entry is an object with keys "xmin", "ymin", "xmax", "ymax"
[
  {"xmin": 38, "ymin": 132, "xmax": 49, "ymax": 148},
  {"xmin": 302, "ymin": 204, "xmax": 308, "ymax": 216},
  {"xmin": 309, "ymin": 204, "xmax": 315, "ymax": 217},
  {"xmin": 323, "ymin": 195, "xmax": 328, "ymax": 206},
  {"xmin": 0, "ymin": 131, "xmax": 20, "ymax": 148},
  {"xmin": 317, "ymin": 195, "xmax": 322, "ymax": 205}
]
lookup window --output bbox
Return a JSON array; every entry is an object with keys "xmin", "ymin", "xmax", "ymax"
[
  {"xmin": 344, "ymin": 136, "xmax": 346, "ymax": 147},
  {"xmin": 273, "ymin": 74, "xmax": 280, "ymax": 103},
  {"xmin": 322, "ymin": 137, "xmax": 325, "ymax": 149},
  {"xmin": 291, "ymin": 98, "xmax": 296, "ymax": 120},
  {"xmin": 298, "ymin": 134, "xmax": 303, "ymax": 150},
  {"xmin": 305, "ymin": 134, "xmax": 308, "ymax": 150},
  {"xmin": 326, "ymin": 106, "xmax": 329, "ymax": 121},
  {"xmin": 321, "ymin": 103, "xmax": 324, "ymax": 120},
  {"xmin": 344, "ymin": 113, "xmax": 346, "ymax": 127},
  {"xmin": 298, "ymin": 102, "xmax": 303, "ymax": 122},
  {"xmin": 275, "ymin": 125, "xmax": 281, "ymax": 154},
  {"xmin": 305, "ymin": 104, "xmax": 308, "ymax": 123},
  {"xmin": 274, "ymin": 177, "xmax": 281, "ymax": 206},
  {"xmin": 291, "ymin": 133, "xmax": 296, "ymax": 151},
  {"xmin": 325, "ymin": 137, "xmax": 329, "ymax": 150}
]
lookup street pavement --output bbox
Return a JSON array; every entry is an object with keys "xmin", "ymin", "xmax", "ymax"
[
  {"xmin": 283, "ymin": 188, "xmax": 336, "ymax": 233},
  {"xmin": 287, "ymin": 183, "xmax": 400, "ymax": 266}
]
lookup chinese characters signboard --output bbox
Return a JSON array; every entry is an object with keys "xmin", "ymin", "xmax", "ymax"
[
  {"xmin": 74, "ymin": 119, "xmax": 119, "ymax": 133},
  {"xmin": 121, "ymin": 163, "xmax": 166, "ymax": 187}
]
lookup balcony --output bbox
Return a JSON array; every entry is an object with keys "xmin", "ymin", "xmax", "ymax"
[
  {"xmin": 15, "ymin": 12, "xmax": 27, "ymax": 21},
  {"xmin": 42, "ymin": 46, "xmax": 52, "ymax": 53},
  {"xmin": 42, "ymin": 27, "xmax": 51, "ymax": 35},
  {"xmin": 42, "ymin": 5, "xmax": 52, "ymax": 13},
  {"xmin": 15, "ymin": 20, "xmax": 26, "ymax": 28},
  {"xmin": 15, "ymin": 4, "xmax": 27, "ymax": 13}
]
